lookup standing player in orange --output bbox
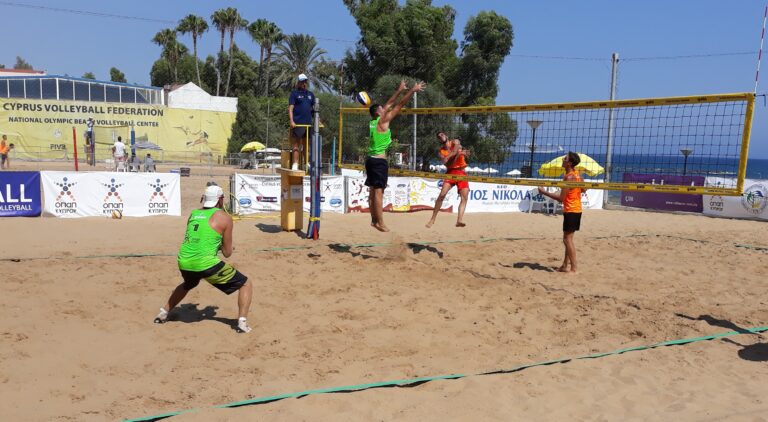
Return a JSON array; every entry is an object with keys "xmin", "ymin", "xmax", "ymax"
[
  {"xmin": 426, "ymin": 131, "xmax": 471, "ymax": 228},
  {"xmin": 538, "ymin": 152, "xmax": 584, "ymax": 273}
]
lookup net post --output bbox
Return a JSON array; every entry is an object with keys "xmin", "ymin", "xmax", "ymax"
[
  {"xmin": 307, "ymin": 97, "xmax": 321, "ymax": 240},
  {"xmin": 736, "ymin": 94, "xmax": 755, "ymax": 194},
  {"xmin": 412, "ymin": 91, "xmax": 417, "ymax": 170},
  {"xmin": 72, "ymin": 126, "xmax": 79, "ymax": 171},
  {"xmin": 604, "ymin": 52, "xmax": 619, "ymax": 206},
  {"xmin": 338, "ymin": 107, "xmax": 344, "ymax": 168},
  {"xmin": 130, "ymin": 125, "xmax": 136, "ymax": 157}
]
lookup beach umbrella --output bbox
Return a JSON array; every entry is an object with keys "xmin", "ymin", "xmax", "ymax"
[
  {"xmin": 538, "ymin": 153, "xmax": 605, "ymax": 177},
  {"xmin": 506, "ymin": 169, "xmax": 522, "ymax": 176},
  {"xmin": 240, "ymin": 141, "xmax": 266, "ymax": 153}
]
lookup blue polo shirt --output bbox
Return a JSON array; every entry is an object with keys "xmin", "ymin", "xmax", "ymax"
[{"xmin": 289, "ymin": 88, "xmax": 315, "ymax": 125}]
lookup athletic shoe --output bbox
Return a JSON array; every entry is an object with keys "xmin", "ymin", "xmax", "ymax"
[
  {"xmin": 237, "ymin": 317, "xmax": 252, "ymax": 333},
  {"xmin": 291, "ymin": 162, "xmax": 299, "ymax": 171},
  {"xmin": 153, "ymin": 308, "xmax": 168, "ymax": 324}
]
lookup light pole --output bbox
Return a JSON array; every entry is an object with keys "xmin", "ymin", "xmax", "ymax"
[
  {"xmin": 526, "ymin": 120, "xmax": 543, "ymax": 177},
  {"xmin": 680, "ymin": 148, "xmax": 693, "ymax": 176}
]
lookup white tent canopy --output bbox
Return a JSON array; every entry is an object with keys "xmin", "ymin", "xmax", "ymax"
[{"xmin": 167, "ymin": 82, "xmax": 238, "ymax": 113}]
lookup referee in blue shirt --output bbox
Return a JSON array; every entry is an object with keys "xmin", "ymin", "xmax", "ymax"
[{"xmin": 288, "ymin": 73, "xmax": 315, "ymax": 171}]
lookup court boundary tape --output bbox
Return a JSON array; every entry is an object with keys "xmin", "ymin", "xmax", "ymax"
[
  {"xmin": 123, "ymin": 325, "xmax": 768, "ymax": 421},
  {"xmin": 1, "ymin": 234, "xmax": 765, "ymax": 262}
]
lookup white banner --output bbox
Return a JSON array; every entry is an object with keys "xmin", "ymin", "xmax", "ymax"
[
  {"xmin": 302, "ymin": 176, "xmax": 345, "ymax": 213},
  {"xmin": 345, "ymin": 176, "xmax": 603, "ymax": 213},
  {"xmin": 455, "ymin": 181, "xmax": 603, "ymax": 213},
  {"xmin": 233, "ymin": 174, "xmax": 345, "ymax": 215},
  {"xmin": 41, "ymin": 171, "xmax": 181, "ymax": 218},
  {"xmin": 233, "ymin": 174, "xmax": 281, "ymax": 213},
  {"xmin": 703, "ymin": 178, "xmax": 768, "ymax": 220},
  {"xmin": 345, "ymin": 176, "xmax": 452, "ymax": 213}
]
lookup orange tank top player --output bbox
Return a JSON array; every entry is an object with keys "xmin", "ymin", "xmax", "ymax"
[
  {"xmin": 439, "ymin": 140, "xmax": 467, "ymax": 170},
  {"xmin": 562, "ymin": 170, "xmax": 583, "ymax": 213},
  {"xmin": 537, "ymin": 151, "xmax": 586, "ymax": 273}
]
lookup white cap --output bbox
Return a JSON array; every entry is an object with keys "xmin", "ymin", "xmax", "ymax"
[
  {"xmin": 202, "ymin": 185, "xmax": 224, "ymax": 208},
  {"xmin": 297, "ymin": 73, "xmax": 308, "ymax": 81}
]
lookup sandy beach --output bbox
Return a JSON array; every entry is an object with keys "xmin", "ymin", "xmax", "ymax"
[{"xmin": 1, "ymin": 166, "xmax": 767, "ymax": 421}]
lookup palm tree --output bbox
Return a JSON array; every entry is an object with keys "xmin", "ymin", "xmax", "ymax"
[
  {"xmin": 224, "ymin": 10, "xmax": 248, "ymax": 97},
  {"xmin": 152, "ymin": 28, "xmax": 180, "ymax": 83},
  {"xmin": 211, "ymin": 9, "xmax": 229, "ymax": 96},
  {"xmin": 274, "ymin": 34, "xmax": 328, "ymax": 91},
  {"xmin": 177, "ymin": 14, "xmax": 208, "ymax": 88},
  {"xmin": 248, "ymin": 19, "xmax": 284, "ymax": 95}
]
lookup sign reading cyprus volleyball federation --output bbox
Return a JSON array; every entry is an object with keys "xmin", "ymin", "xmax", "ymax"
[
  {"xmin": 41, "ymin": 171, "xmax": 181, "ymax": 218},
  {"xmin": 0, "ymin": 98, "xmax": 236, "ymax": 162}
]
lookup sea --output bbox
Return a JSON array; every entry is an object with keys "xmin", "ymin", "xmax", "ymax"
[{"xmin": 472, "ymin": 153, "xmax": 768, "ymax": 181}]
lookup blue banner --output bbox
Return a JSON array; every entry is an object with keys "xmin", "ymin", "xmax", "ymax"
[{"xmin": 0, "ymin": 171, "xmax": 41, "ymax": 217}]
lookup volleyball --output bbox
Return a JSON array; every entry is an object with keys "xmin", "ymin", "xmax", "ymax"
[
  {"xmin": 356, "ymin": 91, "xmax": 372, "ymax": 107},
  {"xmin": 111, "ymin": 209, "xmax": 123, "ymax": 219}
]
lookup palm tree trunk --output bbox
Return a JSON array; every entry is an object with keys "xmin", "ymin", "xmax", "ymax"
[
  {"xmin": 257, "ymin": 45, "xmax": 264, "ymax": 96},
  {"xmin": 193, "ymin": 35, "xmax": 201, "ymax": 87},
  {"xmin": 264, "ymin": 47, "xmax": 272, "ymax": 97},
  {"xmin": 225, "ymin": 29, "xmax": 235, "ymax": 97},
  {"xmin": 173, "ymin": 45, "xmax": 179, "ymax": 83},
  {"xmin": 216, "ymin": 31, "xmax": 224, "ymax": 96}
]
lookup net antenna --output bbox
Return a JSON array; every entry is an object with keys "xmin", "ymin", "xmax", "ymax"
[{"xmin": 755, "ymin": 4, "xmax": 768, "ymax": 93}]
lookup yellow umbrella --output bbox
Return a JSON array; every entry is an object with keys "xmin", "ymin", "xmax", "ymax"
[
  {"xmin": 538, "ymin": 153, "xmax": 605, "ymax": 177},
  {"xmin": 240, "ymin": 141, "xmax": 266, "ymax": 153}
]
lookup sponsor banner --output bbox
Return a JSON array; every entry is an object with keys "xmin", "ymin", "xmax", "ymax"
[
  {"xmin": 233, "ymin": 174, "xmax": 281, "ymax": 213},
  {"xmin": 302, "ymin": 176, "xmax": 345, "ymax": 213},
  {"xmin": 1, "ymin": 98, "xmax": 236, "ymax": 163},
  {"xmin": 620, "ymin": 173, "xmax": 704, "ymax": 212},
  {"xmin": 340, "ymin": 168, "xmax": 364, "ymax": 177},
  {"xmin": 232, "ymin": 174, "xmax": 345, "ymax": 214},
  {"xmin": 461, "ymin": 181, "xmax": 603, "ymax": 213},
  {"xmin": 41, "ymin": 171, "xmax": 180, "ymax": 218},
  {"xmin": 345, "ymin": 176, "xmax": 452, "ymax": 213},
  {"xmin": 703, "ymin": 178, "xmax": 768, "ymax": 220},
  {"xmin": 0, "ymin": 171, "xmax": 41, "ymax": 217}
]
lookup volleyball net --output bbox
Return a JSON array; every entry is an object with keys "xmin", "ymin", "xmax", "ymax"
[{"xmin": 338, "ymin": 93, "xmax": 755, "ymax": 195}]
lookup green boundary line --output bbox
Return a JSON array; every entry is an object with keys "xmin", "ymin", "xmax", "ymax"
[
  {"xmin": 124, "ymin": 325, "xmax": 768, "ymax": 422},
  {"xmin": 1, "ymin": 234, "xmax": 765, "ymax": 262}
]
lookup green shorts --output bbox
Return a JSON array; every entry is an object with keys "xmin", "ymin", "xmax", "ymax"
[{"xmin": 179, "ymin": 262, "xmax": 248, "ymax": 295}]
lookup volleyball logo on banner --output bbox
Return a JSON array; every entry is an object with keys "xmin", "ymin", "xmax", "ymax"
[
  {"xmin": 742, "ymin": 184, "xmax": 767, "ymax": 216},
  {"xmin": 101, "ymin": 178, "xmax": 125, "ymax": 216},
  {"xmin": 52, "ymin": 176, "xmax": 79, "ymax": 215},
  {"xmin": 147, "ymin": 178, "xmax": 171, "ymax": 214}
]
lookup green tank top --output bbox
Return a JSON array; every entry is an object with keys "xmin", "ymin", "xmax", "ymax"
[
  {"xmin": 177, "ymin": 208, "xmax": 222, "ymax": 271},
  {"xmin": 368, "ymin": 117, "xmax": 392, "ymax": 156}
]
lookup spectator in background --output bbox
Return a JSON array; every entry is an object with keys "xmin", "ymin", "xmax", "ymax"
[
  {"xmin": 144, "ymin": 153, "xmax": 156, "ymax": 172},
  {"xmin": 113, "ymin": 136, "xmax": 126, "ymax": 171},
  {"xmin": 129, "ymin": 153, "xmax": 141, "ymax": 172},
  {"xmin": 85, "ymin": 117, "xmax": 95, "ymax": 166},
  {"xmin": 287, "ymin": 73, "xmax": 315, "ymax": 171},
  {"xmin": 0, "ymin": 135, "xmax": 10, "ymax": 170}
]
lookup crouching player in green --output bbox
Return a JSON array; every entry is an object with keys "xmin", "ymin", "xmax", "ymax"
[{"xmin": 154, "ymin": 184, "xmax": 253, "ymax": 333}]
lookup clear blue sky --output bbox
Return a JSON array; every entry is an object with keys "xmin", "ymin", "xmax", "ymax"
[{"xmin": 1, "ymin": 0, "xmax": 766, "ymax": 157}]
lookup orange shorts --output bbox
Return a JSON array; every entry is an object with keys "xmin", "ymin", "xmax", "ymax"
[{"xmin": 444, "ymin": 168, "xmax": 469, "ymax": 190}]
